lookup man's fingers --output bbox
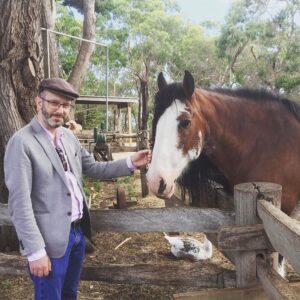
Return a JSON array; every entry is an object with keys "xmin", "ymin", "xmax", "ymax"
[
  {"xmin": 48, "ymin": 258, "xmax": 52, "ymax": 272},
  {"xmin": 37, "ymin": 267, "xmax": 44, "ymax": 277},
  {"xmin": 43, "ymin": 265, "xmax": 49, "ymax": 276},
  {"xmin": 29, "ymin": 255, "xmax": 51, "ymax": 277},
  {"xmin": 29, "ymin": 264, "xmax": 33, "ymax": 273}
]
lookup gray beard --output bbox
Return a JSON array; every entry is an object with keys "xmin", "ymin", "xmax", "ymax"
[{"xmin": 41, "ymin": 106, "xmax": 66, "ymax": 128}]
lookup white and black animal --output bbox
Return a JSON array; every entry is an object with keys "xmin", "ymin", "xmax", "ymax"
[{"xmin": 164, "ymin": 233, "xmax": 212, "ymax": 261}]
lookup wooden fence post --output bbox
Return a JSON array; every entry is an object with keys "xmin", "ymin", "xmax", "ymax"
[
  {"xmin": 234, "ymin": 182, "xmax": 282, "ymax": 288},
  {"xmin": 137, "ymin": 130, "xmax": 149, "ymax": 197}
]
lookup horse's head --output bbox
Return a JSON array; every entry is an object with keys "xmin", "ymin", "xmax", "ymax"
[{"xmin": 147, "ymin": 71, "xmax": 205, "ymax": 198}]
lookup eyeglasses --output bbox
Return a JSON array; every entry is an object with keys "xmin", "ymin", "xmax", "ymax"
[
  {"xmin": 40, "ymin": 96, "xmax": 74, "ymax": 110},
  {"xmin": 55, "ymin": 147, "xmax": 68, "ymax": 171}
]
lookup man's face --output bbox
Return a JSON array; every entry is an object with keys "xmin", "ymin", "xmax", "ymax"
[{"xmin": 35, "ymin": 91, "xmax": 74, "ymax": 130}]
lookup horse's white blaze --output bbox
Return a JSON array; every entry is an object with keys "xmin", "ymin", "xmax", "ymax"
[{"xmin": 147, "ymin": 100, "xmax": 203, "ymax": 198}]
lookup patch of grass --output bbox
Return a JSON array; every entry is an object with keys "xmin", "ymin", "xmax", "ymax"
[
  {"xmin": 82, "ymin": 175, "xmax": 91, "ymax": 197},
  {"xmin": 0, "ymin": 280, "xmax": 13, "ymax": 290},
  {"xmin": 83, "ymin": 172, "xmax": 138, "ymax": 200},
  {"xmin": 83, "ymin": 175, "xmax": 103, "ymax": 198},
  {"xmin": 93, "ymin": 180, "xmax": 102, "ymax": 193},
  {"xmin": 117, "ymin": 175, "xmax": 137, "ymax": 198}
]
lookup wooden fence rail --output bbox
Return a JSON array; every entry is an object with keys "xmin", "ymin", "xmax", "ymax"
[
  {"xmin": 90, "ymin": 207, "xmax": 235, "ymax": 233},
  {"xmin": 218, "ymin": 224, "xmax": 272, "ymax": 251},
  {"xmin": 0, "ymin": 205, "xmax": 236, "ymax": 233},
  {"xmin": 256, "ymin": 256, "xmax": 299, "ymax": 300},
  {"xmin": 0, "ymin": 253, "xmax": 236, "ymax": 288},
  {"xmin": 233, "ymin": 182, "xmax": 300, "ymax": 300},
  {"xmin": 257, "ymin": 199, "xmax": 300, "ymax": 274}
]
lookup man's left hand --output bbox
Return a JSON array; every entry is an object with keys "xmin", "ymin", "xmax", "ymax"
[{"xmin": 131, "ymin": 149, "xmax": 151, "ymax": 168}]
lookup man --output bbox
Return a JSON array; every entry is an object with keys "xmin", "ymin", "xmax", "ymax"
[{"xmin": 4, "ymin": 78, "xmax": 151, "ymax": 300}]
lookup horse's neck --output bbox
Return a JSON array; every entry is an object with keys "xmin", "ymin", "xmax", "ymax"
[{"xmin": 195, "ymin": 90, "xmax": 266, "ymax": 181}]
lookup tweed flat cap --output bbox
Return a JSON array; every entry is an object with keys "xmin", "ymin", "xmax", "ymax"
[{"xmin": 39, "ymin": 78, "xmax": 79, "ymax": 100}]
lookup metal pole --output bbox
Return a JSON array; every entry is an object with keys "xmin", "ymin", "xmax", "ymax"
[
  {"xmin": 41, "ymin": 28, "xmax": 110, "ymax": 127},
  {"xmin": 106, "ymin": 47, "xmax": 109, "ymax": 131},
  {"xmin": 41, "ymin": 28, "xmax": 107, "ymax": 47},
  {"xmin": 46, "ymin": 29, "xmax": 50, "ymax": 78}
]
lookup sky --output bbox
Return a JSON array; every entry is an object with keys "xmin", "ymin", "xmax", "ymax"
[{"xmin": 177, "ymin": 0, "xmax": 234, "ymax": 24}]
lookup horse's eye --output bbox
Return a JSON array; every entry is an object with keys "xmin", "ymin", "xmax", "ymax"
[{"xmin": 179, "ymin": 119, "xmax": 191, "ymax": 129}]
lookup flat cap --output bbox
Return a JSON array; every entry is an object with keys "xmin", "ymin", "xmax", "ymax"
[{"xmin": 39, "ymin": 78, "xmax": 79, "ymax": 100}]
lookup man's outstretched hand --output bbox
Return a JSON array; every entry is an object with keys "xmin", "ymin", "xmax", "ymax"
[{"xmin": 131, "ymin": 149, "xmax": 151, "ymax": 168}]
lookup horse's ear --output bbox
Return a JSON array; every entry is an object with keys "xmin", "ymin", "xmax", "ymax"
[
  {"xmin": 157, "ymin": 72, "xmax": 167, "ymax": 91},
  {"xmin": 183, "ymin": 70, "xmax": 195, "ymax": 99}
]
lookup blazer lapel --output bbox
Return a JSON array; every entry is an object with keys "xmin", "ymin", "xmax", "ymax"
[
  {"xmin": 61, "ymin": 134, "xmax": 87, "ymax": 200},
  {"xmin": 62, "ymin": 137, "xmax": 77, "ymax": 176},
  {"xmin": 30, "ymin": 118, "xmax": 69, "ymax": 188}
]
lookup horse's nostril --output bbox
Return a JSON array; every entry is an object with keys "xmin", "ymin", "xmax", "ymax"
[{"xmin": 158, "ymin": 178, "xmax": 167, "ymax": 194}]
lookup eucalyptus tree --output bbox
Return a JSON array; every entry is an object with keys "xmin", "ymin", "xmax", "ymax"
[
  {"xmin": 169, "ymin": 23, "xmax": 222, "ymax": 87},
  {"xmin": 64, "ymin": 0, "xmax": 96, "ymax": 91},
  {"xmin": 217, "ymin": 0, "xmax": 300, "ymax": 97},
  {"xmin": 42, "ymin": 0, "xmax": 60, "ymax": 77},
  {"xmin": 41, "ymin": 0, "xmax": 97, "ymax": 91},
  {"xmin": 0, "ymin": 0, "xmax": 97, "ymax": 202},
  {"xmin": 101, "ymin": 0, "xmax": 181, "ymax": 131},
  {"xmin": 55, "ymin": 3, "xmax": 83, "ymax": 78},
  {"xmin": 217, "ymin": 0, "xmax": 269, "ymax": 85},
  {"xmin": 0, "ymin": 0, "xmax": 43, "ymax": 202}
]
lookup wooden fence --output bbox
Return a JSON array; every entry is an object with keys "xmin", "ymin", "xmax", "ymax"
[{"xmin": 1, "ymin": 182, "xmax": 300, "ymax": 299}]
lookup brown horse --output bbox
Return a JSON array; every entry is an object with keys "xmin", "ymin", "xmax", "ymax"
[{"xmin": 147, "ymin": 70, "xmax": 300, "ymax": 216}]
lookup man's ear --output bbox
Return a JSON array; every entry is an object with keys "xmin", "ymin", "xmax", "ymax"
[{"xmin": 35, "ymin": 96, "xmax": 42, "ymax": 110}]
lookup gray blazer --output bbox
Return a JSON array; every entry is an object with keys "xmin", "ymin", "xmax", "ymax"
[{"xmin": 4, "ymin": 118, "xmax": 132, "ymax": 258}]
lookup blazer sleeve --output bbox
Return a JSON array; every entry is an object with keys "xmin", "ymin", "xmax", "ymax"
[
  {"xmin": 80, "ymin": 146, "xmax": 133, "ymax": 179},
  {"xmin": 4, "ymin": 134, "xmax": 45, "ymax": 256}
]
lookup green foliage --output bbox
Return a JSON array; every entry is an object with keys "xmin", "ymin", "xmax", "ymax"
[
  {"xmin": 82, "ymin": 176, "xmax": 102, "ymax": 194},
  {"xmin": 215, "ymin": 0, "xmax": 300, "ymax": 96},
  {"xmin": 275, "ymin": 76, "xmax": 300, "ymax": 92},
  {"xmin": 0, "ymin": 280, "xmax": 13, "ymax": 290},
  {"xmin": 57, "ymin": 0, "xmax": 300, "ymax": 117},
  {"xmin": 117, "ymin": 175, "xmax": 137, "ymax": 198},
  {"xmin": 93, "ymin": 180, "xmax": 102, "ymax": 192},
  {"xmin": 82, "ymin": 175, "xmax": 91, "ymax": 197},
  {"xmin": 85, "ymin": 107, "xmax": 106, "ymax": 129},
  {"xmin": 56, "ymin": 2, "xmax": 82, "ymax": 77}
]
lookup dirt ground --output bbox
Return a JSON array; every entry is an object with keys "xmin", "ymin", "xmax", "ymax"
[{"xmin": 0, "ymin": 171, "xmax": 298, "ymax": 299}]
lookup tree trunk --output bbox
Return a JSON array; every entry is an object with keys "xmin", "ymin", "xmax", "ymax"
[
  {"xmin": 136, "ymin": 79, "xmax": 142, "ymax": 130},
  {"xmin": 137, "ymin": 72, "xmax": 149, "ymax": 197},
  {"xmin": 140, "ymin": 79, "xmax": 149, "ymax": 131},
  {"xmin": 68, "ymin": 0, "xmax": 96, "ymax": 91},
  {"xmin": 0, "ymin": 0, "xmax": 43, "ymax": 203},
  {"xmin": 220, "ymin": 42, "xmax": 248, "ymax": 85},
  {"xmin": 41, "ymin": 0, "xmax": 60, "ymax": 77}
]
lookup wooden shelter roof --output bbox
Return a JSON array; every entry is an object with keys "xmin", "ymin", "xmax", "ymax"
[{"xmin": 76, "ymin": 95, "xmax": 138, "ymax": 107}]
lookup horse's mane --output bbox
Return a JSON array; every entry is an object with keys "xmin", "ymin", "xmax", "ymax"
[
  {"xmin": 153, "ymin": 84, "xmax": 300, "ymax": 207},
  {"xmin": 210, "ymin": 87, "xmax": 300, "ymax": 122}
]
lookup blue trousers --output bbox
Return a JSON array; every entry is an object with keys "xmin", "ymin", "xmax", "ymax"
[{"xmin": 30, "ymin": 226, "xmax": 85, "ymax": 300}]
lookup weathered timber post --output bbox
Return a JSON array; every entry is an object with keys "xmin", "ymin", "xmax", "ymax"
[
  {"xmin": 127, "ymin": 104, "xmax": 132, "ymax": 146},
  {"xmin": 234, "ymin": 182, "xmax": 282, "ymax": 288},
  {"xmin": 137, "ymin": 130, "xmax": 149, "ymax": 197}
]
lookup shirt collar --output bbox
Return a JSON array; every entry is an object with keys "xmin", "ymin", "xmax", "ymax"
[{"xmin": 36, "ymin": 117, "xmax": 64, "ymax": 146}]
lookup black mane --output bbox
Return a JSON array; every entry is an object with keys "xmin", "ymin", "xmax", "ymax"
[{"xmin": 211, "ymin": 87, "xmax": 300, "ymax": 122}]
